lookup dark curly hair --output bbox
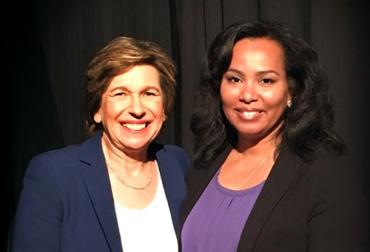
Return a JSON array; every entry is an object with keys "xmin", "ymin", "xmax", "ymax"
[{"xmin": 191, "ymin": 20, "xmax": 346, "ymax": 169}]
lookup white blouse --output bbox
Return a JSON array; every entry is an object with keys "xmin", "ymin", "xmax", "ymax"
[{"xmin": 114, "ymin": 167, "xmax": 178, "ymax": 252}]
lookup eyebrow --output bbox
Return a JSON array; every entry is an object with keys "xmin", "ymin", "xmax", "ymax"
[
  {"xmin": 226, "ymin": 68, "xmax": 245, "ymax": 78},
  {"xmin": 226, "ymin": 68, "xmax": 280, "ymax": 77},
  {"xmin": 109, "ymin": 85, "xmax": 161, "ymax": 95},
  {"xmin": 110, "ymin": 84, "xmax": 160, "ymax": 91}
]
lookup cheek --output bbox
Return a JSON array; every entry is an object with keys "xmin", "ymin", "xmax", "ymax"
[
  {"xmin": 262, "ymin": 89, "xmax": 288, "ymax": 108},
  {"xmin": 99, "ymin": 100, "xmax": 126, "ymax": 121},
  {"xmin": 220, "ymin": 84, "xmax": 239, "ymax": 106},
  {"xmin": 146, "ymin": 100, "xmax": 165, "ymax": 117},
  {"xmin": 157, "ymin": 105, "xmax": 166, "ymax": 119},
  {"xmin": 110, "ymin": 101, "xmax": 126, "ymax": 113}
]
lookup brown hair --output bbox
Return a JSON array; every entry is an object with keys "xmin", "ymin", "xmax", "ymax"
[{"xmin": 85, "ymin": 36, "xmax": 176, "ymax": 133}]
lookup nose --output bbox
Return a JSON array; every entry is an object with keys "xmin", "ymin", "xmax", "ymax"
[
  {"xmin": 240, "ymin": 83, "xmax": 257, "ymax": 103},
  {"xmin": 129, "ymin": 96, "xmax": 145, "ymax": 118}
]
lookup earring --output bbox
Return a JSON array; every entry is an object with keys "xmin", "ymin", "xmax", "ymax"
[
  {"xmin": 94, "ymin": 113, "xmax": 102, "ymax": 123},
  {"xmin": 287, "ymin": 100, "xmax": 292, "ymax": 108}
]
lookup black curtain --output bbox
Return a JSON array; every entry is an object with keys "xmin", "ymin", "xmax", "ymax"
[{"xmin": 5, "ymin": 0, "xmax": 370, "ymax": 249}]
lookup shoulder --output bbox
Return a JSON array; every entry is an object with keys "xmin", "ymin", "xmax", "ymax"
[
  {"xmin": 162, "ymin": 144, "xmax": 190, "ymax": 169},
  {"xmin": 283, "ymin": 148, "xmax": 362, "ymax": 194},
  {"xmin": 279, "ymin": 145, "xmax": 356, "ymax": 180},
  {"xmin": 302, "ymin": 149, "xmax": 367, "ymax": 212},
  {"xmin": 276, "ymin": 147, "xmax": 366, "ymax": 210},
  {"xmin": 163, "ymin": 145, "xmax": 189, "ymax": 162},
  {"xmin": 152, "ymin": 143, "xmax": 190, "ymax": 174},
  {"xmin": 25, "ymin": 136, "xmax": 95, "ymax": 179},
  {"xmin": 305, "ymin": 149, "xmax": 358, "ymax": 182},
  {"xmin": 296, "ymin": 150, "xmax": 368, "ymax": 249},
  {"xmin": 32, "ymin": 144, "xmax": 79, "ymax": 164}
]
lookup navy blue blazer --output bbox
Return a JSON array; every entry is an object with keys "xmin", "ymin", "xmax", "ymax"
[
  {"xmin": 180, "ymin": 145, "xmax": 368, "ymax": 252},
  {"xmin": 11, "ymin": 132, "xmax": 190, "ymax": 252}
]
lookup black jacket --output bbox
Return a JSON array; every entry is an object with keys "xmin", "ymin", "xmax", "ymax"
[{"xmin": 180, "ymin": 145, "xmax": 368, "ymax": 251}]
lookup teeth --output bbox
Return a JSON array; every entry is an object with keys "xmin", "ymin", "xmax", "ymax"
[
  {"xmin": 242, "ymin": 111, "xmax": 259, "ymax": 119},
  {"xmin": 123, "ymin": 123, "xmax": 146, "ymax": 130}
]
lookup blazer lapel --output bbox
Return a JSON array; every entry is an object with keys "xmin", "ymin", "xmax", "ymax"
[
  {"xmin": 155, "ymin": 145, "xmax": 187, "ymax": 230},
  {"xmin": 179, "ymin": 146, "xmax": 231, "ymax": 233},
  {"xmin": 78, "ymin": 133, "xmax": 122, "ymax": 252},
  {"xmin": 237, "ymin": 147, "xmax": 302, "ymax": 251}
]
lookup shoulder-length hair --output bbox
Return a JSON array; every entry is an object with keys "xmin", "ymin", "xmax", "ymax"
[{"xmin": 192, "ymin": 20, "xmax": 346, "ymax": 169}]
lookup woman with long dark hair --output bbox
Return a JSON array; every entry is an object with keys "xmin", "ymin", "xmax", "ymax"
[{"xmin": 180, "ymin": 20, "xmax": 367, "ymax": 252}]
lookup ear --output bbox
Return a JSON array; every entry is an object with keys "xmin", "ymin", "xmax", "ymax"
[{"xmin": 94, "ymin": 112, "xmax": 102, "ymax": 123}]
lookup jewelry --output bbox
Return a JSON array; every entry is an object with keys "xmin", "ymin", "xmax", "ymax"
[
  {"xmin": 243, "ymin": 153, "xmax": 270, "ymax": 184},
  {"xmin": 287, "ymin": 100, "xmax": 292, "ymax": 108},
  {"xmin": 106, "ymin": 162, "xmax": 153, "ymax": 190}
]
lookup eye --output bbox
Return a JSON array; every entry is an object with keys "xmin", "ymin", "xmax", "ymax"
[
  {"xmin": 223, "ymin": 70, "xmax": 244, "ymax": 84},
  {"xmin": 225, "ymin": 76, "xmax": 242, "ymax": 83},
  {"xmin": 231, "ymin": 77, "xmax": 242, "ymax": 83},
  {"xmin": 144, "ymin": 91, "xmax": 157, "ymax": 96},
  {"xmin": 143, "ymin": 88, "xmax": 160, "ymax": 96},
  {"xmin": 260, "ymin": 78, "xmax": 275, "ymax": 85},
  {"xmin": 112, "ymin": 91, "xmax": 126, "ymax": 96}
]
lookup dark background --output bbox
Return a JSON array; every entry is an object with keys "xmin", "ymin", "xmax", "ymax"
[{"xmin": 5, "ymin": 0, "xmax": 370, "ymax": 249}]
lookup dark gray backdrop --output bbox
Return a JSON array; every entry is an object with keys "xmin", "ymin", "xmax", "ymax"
[{"xmin": 5, "ymin": 0, "xmax": 370, "ymax": 249}]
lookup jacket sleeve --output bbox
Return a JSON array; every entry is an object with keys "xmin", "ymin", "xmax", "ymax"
[
  {"xmin": 307, "ymin": 154, "xmax": 369, "ymax": 252},
  {"xmin": 11, "ymin": 154, "xmax": 63, "ymax": 252}
]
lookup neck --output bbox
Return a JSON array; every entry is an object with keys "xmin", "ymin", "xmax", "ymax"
[
  {"xmin": 101, "ymin": 133, "xmax": 150, "ymax": 175},
  {"xmin": 236, "ymin": 117, "xmax": 284, "ymax": 154},
  {"xmin": 236, "ymin": 135, "xmax": 281, "ymax": 158}
]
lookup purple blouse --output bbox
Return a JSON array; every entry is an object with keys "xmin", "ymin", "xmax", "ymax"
[{"xmin": 181, "ymin": 172, "xmax": 265, "ymax": 252}]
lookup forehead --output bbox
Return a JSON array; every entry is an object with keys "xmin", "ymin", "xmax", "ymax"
[
  {"xmin": 233, "ymin": 37, "xmax": 284, "ymax": 56},
  {"xmin": 109, "ymin": 64, "xmax": 161, "ymax": 89},
  {"xmin": 230, "ymin": 37, "xmax": 285, "ymax": 69}
]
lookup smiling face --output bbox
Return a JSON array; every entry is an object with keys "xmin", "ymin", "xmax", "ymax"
[
  {"xmin": 220, "ymin": 37, "xmax": 291, "ymax": 144},
  {"xmin": 94, "ymin": 64, "xmax": 165, "ymax": 155}
]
